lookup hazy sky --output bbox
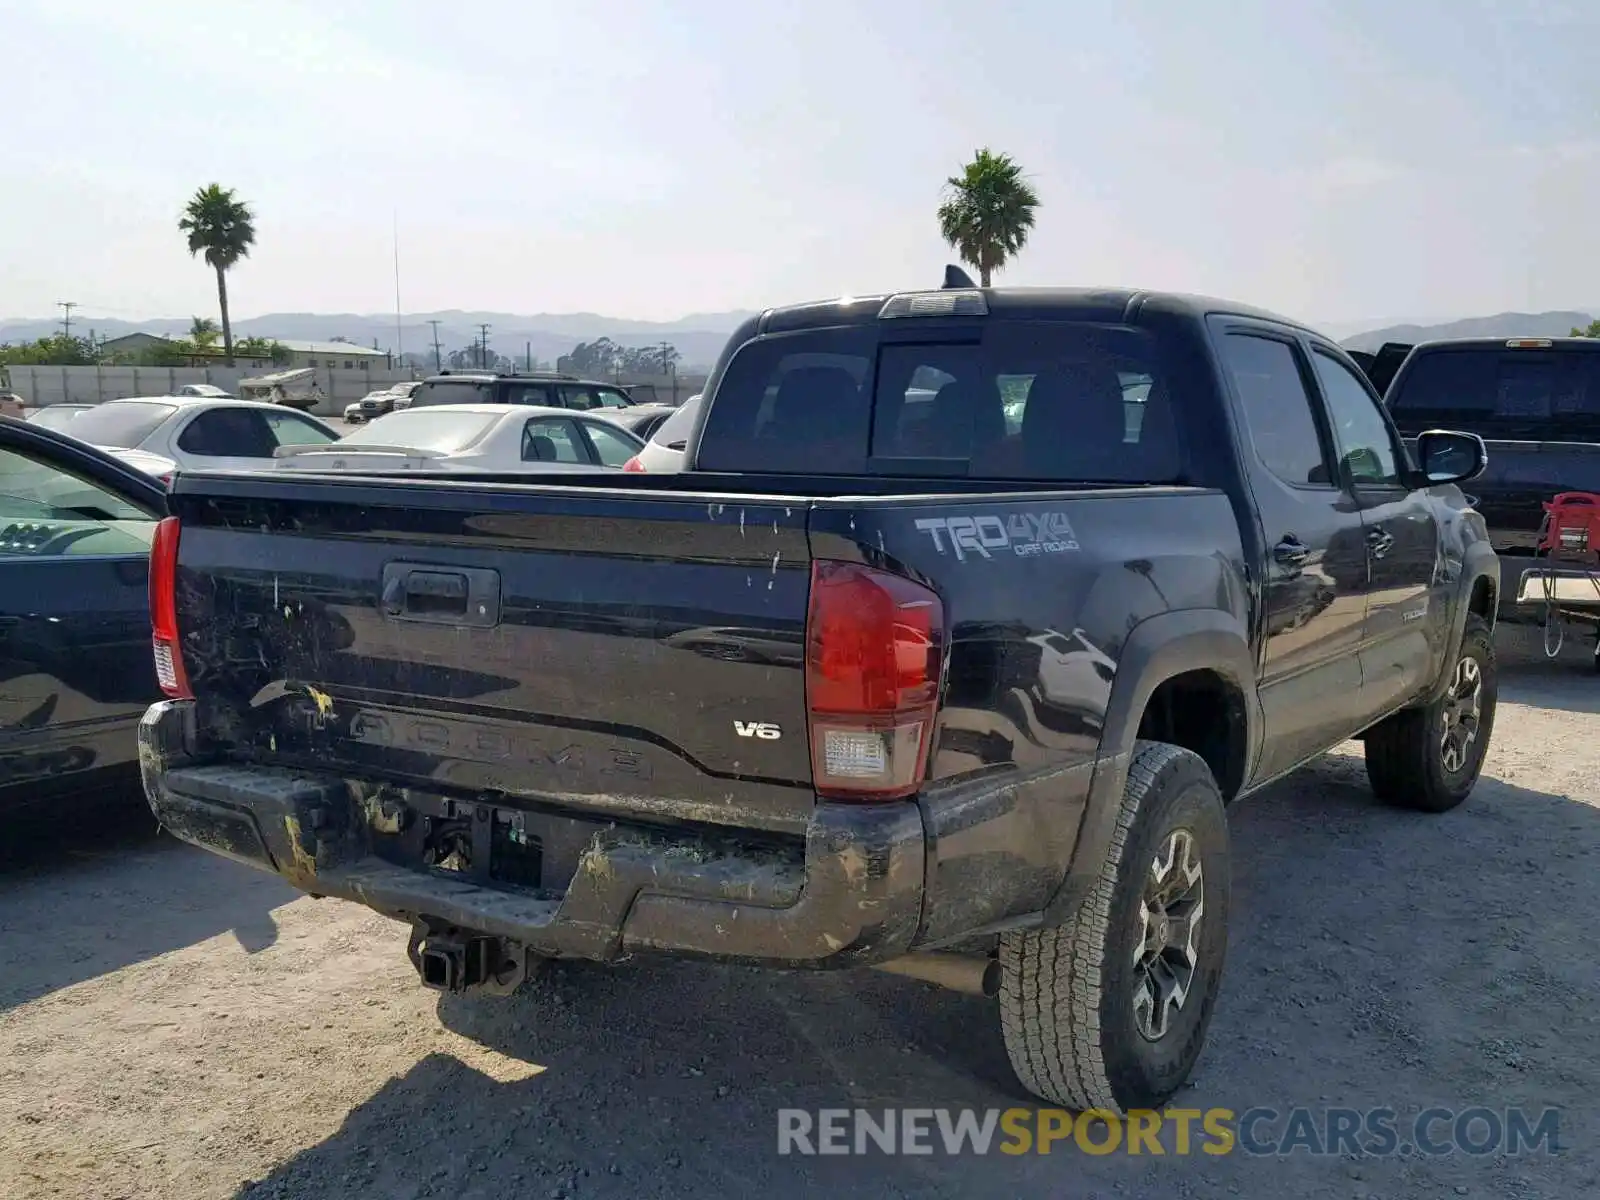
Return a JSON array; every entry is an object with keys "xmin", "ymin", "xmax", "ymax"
[{"xmin": 5, "ymin": 0, "xmax": 1598, "ymax": 328}]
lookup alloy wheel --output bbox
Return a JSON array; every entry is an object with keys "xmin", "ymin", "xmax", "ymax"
[{"xmin": 1132, "ymin": 828, "xmax": 1205, "ymax": 1042}]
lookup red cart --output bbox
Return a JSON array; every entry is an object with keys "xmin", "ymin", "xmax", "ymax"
[{"xmin": 1525, "ymin": 491, "xmax": 1600, "ymax": 666}]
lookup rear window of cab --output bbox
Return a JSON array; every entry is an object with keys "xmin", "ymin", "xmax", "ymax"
[{"xmin": 694, "ymin": 321, "xmax": 1183, "ymax": 483}]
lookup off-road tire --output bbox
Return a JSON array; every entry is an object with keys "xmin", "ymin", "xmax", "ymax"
[
  {"xmin": 1364, "ymin": 615, "xmax": 1497, "ymax": 813},
  {"xmin": 998, "ymin": 741, "xmax": 1231, "ymax": 1113}
]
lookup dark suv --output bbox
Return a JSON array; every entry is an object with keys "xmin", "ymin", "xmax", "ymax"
[{"xmin": 397, "ymin": 372, "xmax": 636, "ymax": 413}]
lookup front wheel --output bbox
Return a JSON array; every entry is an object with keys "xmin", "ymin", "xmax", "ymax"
[
  {"xmin": 1364, "ymin": 615, "xmax": 1497, "ymax": 812},
  {"xmin": 998, "ymin": 741, "xmax": 1231, "ymax": 1113}
]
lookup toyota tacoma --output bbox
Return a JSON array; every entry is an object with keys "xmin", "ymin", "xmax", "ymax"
[{"xmin": 139, "ymin": 275, "xmax": 1500, "ymax": 1112}]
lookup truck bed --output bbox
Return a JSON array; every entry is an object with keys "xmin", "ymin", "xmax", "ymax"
[{"xmin": 164, "ymin": 468, "xmax": 1242, "ymax": 843}]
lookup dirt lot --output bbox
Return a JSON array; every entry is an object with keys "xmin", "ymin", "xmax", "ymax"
[{"xmin": 1, "ymin": 625, "xmax": 1595, "ymax": 1199}]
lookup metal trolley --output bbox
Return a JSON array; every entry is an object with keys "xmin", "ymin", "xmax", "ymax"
[{"xmin": 1523, "ymin": 491, "xmax": 1600, "ymax": 667}]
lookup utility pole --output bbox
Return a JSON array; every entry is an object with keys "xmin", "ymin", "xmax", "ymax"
[
  {"xmin": 57, "ymin": 301, "xmax": 77, "ymax": 341},
  {"xmin": 476, "ymin": 323, "xmax": 491, "ymax": 369},
  {"xmin": 427, "ymin": 320, "xmax": 443, "ymax": 372},
  {"xmin": 525, "ymin": 341, "xmax": 532, "ymax": 372}
]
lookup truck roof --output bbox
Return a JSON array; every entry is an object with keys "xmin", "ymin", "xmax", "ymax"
[
  {"xmin": 1400, "ymin": 336, "xmax": 1600, "ymax": 353},
  {"xmin": 747, "ymin": 285, "xmax": 1326, "ymax": 339}
]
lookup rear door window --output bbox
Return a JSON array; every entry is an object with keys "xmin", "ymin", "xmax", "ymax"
[
  {"xmin": 558, "ymin": 385, "xmax": 631, "ymax": 411},
  {"xmin": 502, "ymin": 383, "xmax": 558, "ymax": 406},
  {"xmin": 409, "ymin": 381, "xmax": 491, "ymax": 408},
  {"xmin": 1387, "ymin": 348, "xmax": 1600, "ymax": 438},
  {"xmin": 695, "ymin": 322, "xmax": 1181, "ymax": 482},
  {"xmin": 1217, "ymin": 334, "xmax": 1331, "ymax": 487},
  {"xmin": 521, "ymin": 417, "xmax": 587, "ymax": 463},
  {"xmin": 176, "ymin": 408, "xmax": 279, "ymax": 457}
]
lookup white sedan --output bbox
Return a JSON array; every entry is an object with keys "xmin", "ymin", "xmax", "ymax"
[
  {"xmin": 58, "ymin": 396, "xmax": 340, "ymax": 478},
  {"xmin": 622, "ymin": 392, "xmax": 701, "ymax": 474},
  {"xmin": 273, "ymin": 404, "xmax": 645, "ymax": 474}
]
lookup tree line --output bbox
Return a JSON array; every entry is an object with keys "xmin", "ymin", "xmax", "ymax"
[
  {"xmin": 0, "ymin": 324, "xmax": 291, "ymax": 368},
  {"xmin": 557, "ymin": 338, "xmax": 681, "ymax": 377}
]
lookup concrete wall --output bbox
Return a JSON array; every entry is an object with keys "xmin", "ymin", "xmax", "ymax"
[
  {"xmin": 3, "ymin": 364, "xmax": 710, "ymax": 417},
  {"xmin": 3, "ymin": 364, "xmax": 421, "ymax": 418}
]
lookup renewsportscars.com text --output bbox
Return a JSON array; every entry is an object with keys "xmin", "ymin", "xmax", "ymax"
[{"xmin": 777, "ymin": 1106, "xmax": 1562, "ymax": 1158}]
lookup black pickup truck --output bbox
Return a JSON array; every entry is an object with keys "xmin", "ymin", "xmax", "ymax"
[
  {"xmin": 1383, "ymin": 336, "xmax": 1600, "ymax": 625},
  {"xmin": 139, "ymin": 279, "xmax": 1499, "ymax": 1113}
]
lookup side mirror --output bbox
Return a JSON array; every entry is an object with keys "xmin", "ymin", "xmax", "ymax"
[{"xmin": 1413, "ymin": 429, "xmax": 1487, "ymax": 487}]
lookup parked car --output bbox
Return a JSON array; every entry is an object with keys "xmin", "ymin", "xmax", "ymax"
[
  {"xmin": 622, "ymin": 392, "xmax": 701, "ymax": 473},
  {"xmin": 25, "ymin": 403, "xmax": 94, "ymax": 432},
  {"xmin": 173, "ymin": 384, "xmax": 233, "ymax": 399},
  {"xmin": 0, "ymin": 417, "xmax": 167, "ymax": 810},
  {"xmin": 0, "ymin": 392, "xmax": 24, "ymax": 419},
  {"xmin": 592, "ymin": 402, "xmax": 678, "ymax": 442},
  {"xmin": 59, "ymin": 396, "xmax": 339, "ymax": 476},
  {"xmin": 140, "ymin": 277, "xmax": 1498, "ymax": 1115},
  {"xmin": 345, "ymin": 381, "xmax": 421, "ymax": 425},
  {"xmin": 1382, "ymin": 336, "xmax": 1600, "ymax": 620},
  {"xmin": 274, "ymin": 405, "xmax": 643, "ymax": 474},
  {"xmin": 394, "ymin": 372, "xmax": 636, "ymax": 413},
  {"xmin": 344, "ymin": 389, "xmax": 396, "ymax": 425}
]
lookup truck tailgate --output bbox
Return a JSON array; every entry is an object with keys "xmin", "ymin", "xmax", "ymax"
[{"xmin": 169, "ymin": 476, "xmax": 817, "ymax": 832}]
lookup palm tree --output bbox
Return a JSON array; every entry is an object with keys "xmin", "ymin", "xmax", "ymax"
[
  {"xmin": 937, "ymin": 149, "xmax": 1040, "ymax": 286},
  {"xmin": 178, "ymin": 184, "xmax": 256, "ymax": 365},
  {"xmin": 188, "ymin": 316, "xmax": 219, "ymax": 351}
]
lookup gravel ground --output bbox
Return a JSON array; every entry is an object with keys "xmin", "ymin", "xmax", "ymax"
[{"xmin": 1, "ymin": 623, "xmax": 1596, "ymax": 1199}]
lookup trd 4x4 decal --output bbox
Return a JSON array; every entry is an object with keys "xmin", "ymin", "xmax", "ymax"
[{"xmin": 913, "ymin": 512, "xmax": 1080, "ymax": 561}]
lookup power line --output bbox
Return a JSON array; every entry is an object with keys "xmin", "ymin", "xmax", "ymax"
[
  {"xmin": 391, "ymin": 210, "xmax": 404, "ymax": 363},
  {"xmin": 57, "ymin": 301, "xmax": 77, "ymax": 340},
  {"xmin": 428, "ymin": 320, "xmax": 443, "ymax": 373},
  {"xmin": 476, "ymin": 323, "xmax": 492, "ymax": 369}
]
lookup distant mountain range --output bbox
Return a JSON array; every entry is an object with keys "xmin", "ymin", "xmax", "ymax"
[
  {"xmin": 3, "ymin": 306, "xmax": 1593, "ymax": 367},
  {"xmin": 1339, "ymin": 311, "xmax": 1594, "ymax": 352},
  {"xmin": 0, "ymin": 309, "xmax": 760, "ymax": 371}
]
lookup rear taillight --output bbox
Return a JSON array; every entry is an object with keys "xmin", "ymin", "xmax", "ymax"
[
  {"xmin": 622, "ymin": 455, "xmax": 645, "ymax": 472},
  {"xmin": 804, "ymin": 560, "xmax": 945, "ymax": 801},
  {"xmin": 149, "ymin": 516, "xmax": 191, "ymax": 699}
]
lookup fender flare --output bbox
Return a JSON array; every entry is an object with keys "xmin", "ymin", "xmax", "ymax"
[
  {"xmin": 1043, "ymin": 608, "xmax": 1258, "ymax": 925},
  {"xmin": 1425, "ymin": 546, "xmax": 1500, "ymax": 705}
]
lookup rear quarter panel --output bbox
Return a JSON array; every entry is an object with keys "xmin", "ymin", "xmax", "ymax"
[{"xmin": 810, "ymin": 487, "xmax": 1250, "ymax": 937}]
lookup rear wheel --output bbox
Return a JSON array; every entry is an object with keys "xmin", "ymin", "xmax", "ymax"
[
  {"xmin": 1364, "ymin": 616, "xmax": 1497, "ymax": 813},
  {"xmin": 998, "ymin": 741, "xmax": 1230, "ymax": 1113}
]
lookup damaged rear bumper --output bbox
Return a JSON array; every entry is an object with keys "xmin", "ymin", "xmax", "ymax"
[{"xmin": 140, "ymin": 700, "xmax": 1084, "ymax": 968}]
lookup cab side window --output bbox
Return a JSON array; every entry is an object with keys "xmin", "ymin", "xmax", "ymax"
[
  {"xmin": 1219, "ymin": 334, "xmax": 1332, "ymax": 487},
  {"xmin": 1312, "ymin": 349, "xmax": 1402, "ymax": 487}
]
